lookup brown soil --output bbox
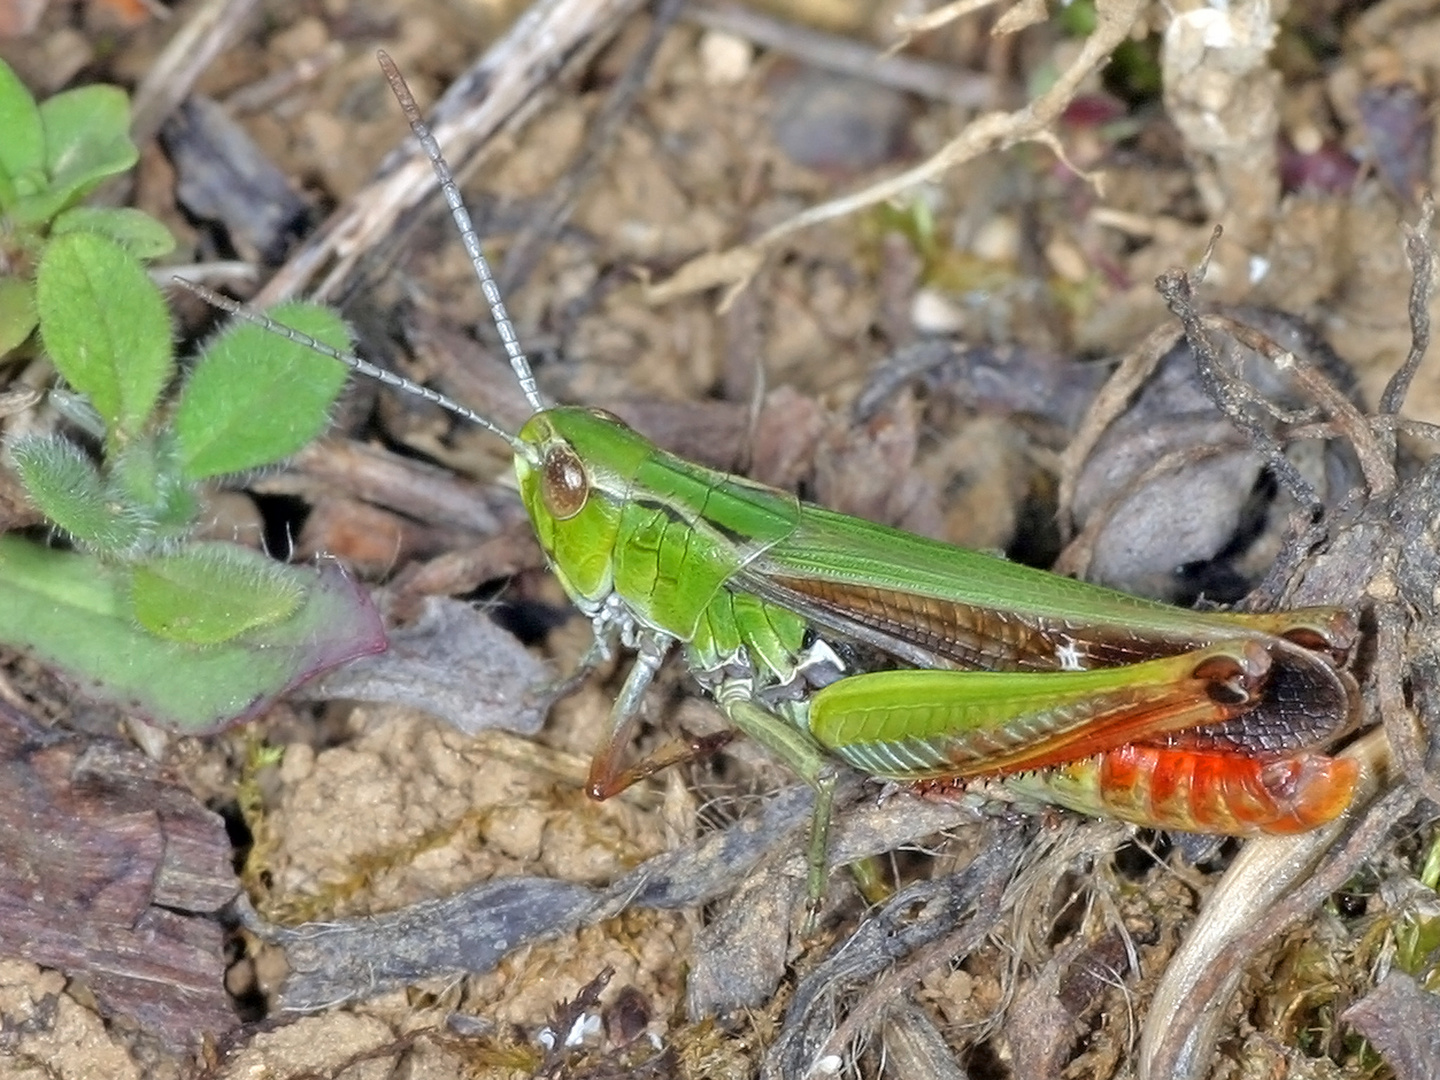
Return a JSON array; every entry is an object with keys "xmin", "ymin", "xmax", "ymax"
[{"xmin": 1, "ymin": 2, "xmax": 1437, "ymax": 1078}]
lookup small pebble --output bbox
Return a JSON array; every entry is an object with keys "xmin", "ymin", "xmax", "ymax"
[
  {"xmin": 699, "ymin": 29, "xmax": 752, "ymax": 85},
  {"xmin": 770, "ymin": 67, "xmax": 910, "ymax": 173},
  {"xmin": 971, "ymin": 215, "xmax": 1019, "ymax": 264},
  {"xmin": 1044, "ymin": 235, "xmax": 1089, "ymax": 283},
  {"xmin": 911, "ymin": 288, "xmax": 968, "ymax": 335}
]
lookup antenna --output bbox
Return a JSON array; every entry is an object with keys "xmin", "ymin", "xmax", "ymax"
[
  {"xmin": 376, "ymin": 49, "xmax": 547, "ymax": 414},
  {"xmin": 174, "ymin": 278, "xmax": 533, "ymax": 458},
  {"xmin": 174, "ymin": 54, "xmax": 562, "ymax": 461}
]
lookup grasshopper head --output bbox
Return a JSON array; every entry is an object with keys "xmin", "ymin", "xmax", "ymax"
[{"xmin": 514, "ymin": 406, "xmax": 656, "ymax": 611}]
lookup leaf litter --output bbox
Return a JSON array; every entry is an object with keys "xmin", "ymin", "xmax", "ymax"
[{"xmin": 4, "ymin": 2, "xmax": 1440, "ymax": 1078}]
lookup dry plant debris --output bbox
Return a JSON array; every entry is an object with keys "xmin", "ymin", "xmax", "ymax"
[{"xmin": 3, "ymin": 2, "xmax": 1440, "ymax": 1079}]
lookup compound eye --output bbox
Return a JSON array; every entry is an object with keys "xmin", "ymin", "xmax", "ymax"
[{"xmin": 541, "ymin": 444, "xmax": 588, "ymax": 520}]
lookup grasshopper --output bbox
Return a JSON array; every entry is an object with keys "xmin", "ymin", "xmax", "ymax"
[{"xmin": 191, "ymin": 53, "xmax": 1360, "ymax": 909}]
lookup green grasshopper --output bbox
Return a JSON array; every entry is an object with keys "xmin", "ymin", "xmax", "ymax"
[{"xmin": 192, "ymin": 53, "xmax": 1360, "ymax": 908}]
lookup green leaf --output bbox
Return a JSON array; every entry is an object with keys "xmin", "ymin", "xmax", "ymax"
[
  {"xmin": 106, "ymin": 434, "xmax": 198, "ymax": 534},
  {"xmin": 7, "ymin": 83, "xmax": 138, "ymax": 228},
  {"xmin": 0, "ymin": 275, "xmax": 37, "ymax": 358},
  {"xmin": 52, "ymin": 206, "xmax": 175, "ymax": 259},
  {"xmin": 10, "ymin": 185, "xmax": 79, "ymax": 228},
  {"xmin": 7, "ymin": 433, "xmax": 142, "ymax": 552},
  {"xmin": 47, "ymin": 387, "xmax": 105, "ymax": 439},
  {"xmin": 0, "ymin": 59, "xmax": 44, "ymax": 205},
  {"xmin": 130, "ymin": 542, "xmax": 306, "ymax": 644},
  {"xmin": 0, "ymin": 534, "xmax": 387, "ymax": 732},
  {"xmin": 175, "ymin": 302, "xmax": 350, "ymax": 480},
  {"xmin": 103, "ymin": 434, "xmax": 164, "ymax": 515},
  {"xmin": 36, "ymin": 231, "xmax": 173, "ymax": 441},
  {"xmin": 38, "ymin": 83, "xmax": 136, "ymax": 204}
]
